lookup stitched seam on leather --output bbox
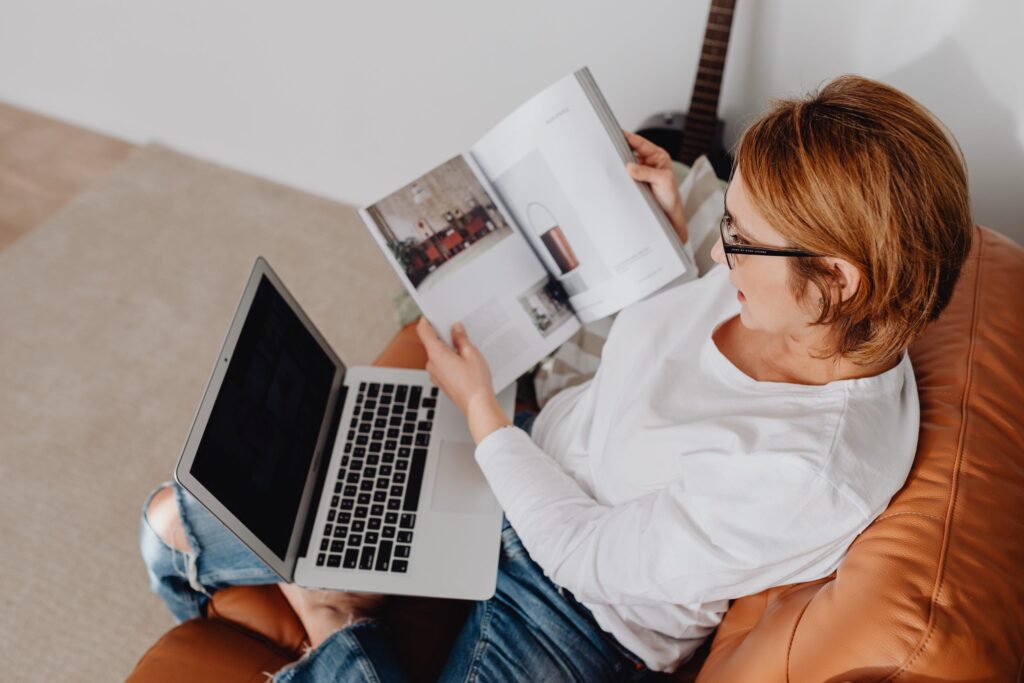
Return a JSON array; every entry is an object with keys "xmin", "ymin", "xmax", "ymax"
[
  {"xmin": 884, "ymin": 227, "xmax": 985, "ymax": 682},
  {"xmin": 785, "ymin": 596, "xmax": 817, "ymax": 683},
  {"xmin": 874, "ymin": 511, "xmax": 944, "ymax": 524}
]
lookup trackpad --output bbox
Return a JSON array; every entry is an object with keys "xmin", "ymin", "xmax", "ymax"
[{"xmin": 431, "ymin": 440, "xmax": 501, "ymax": 514}]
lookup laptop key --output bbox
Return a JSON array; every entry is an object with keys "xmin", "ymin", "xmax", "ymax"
[
  {"xmin": 430, "ymin": 386, "xmax": 438, "ymax": 397},
  {"xmin": 389, "ymin": 416, "xmax": 402, "ymax": 427},
  {"xmin": 386, "ymin": 428, "xmax": 399, "ymax": 439},
  {"xmin": 344, "ymin": 485, "xmax": 357, "ymax": 497},
  {"xmin": 396, "ymin": 385, "xmax": 407, "ymax": 401},
  {"xmin": 400, "ymin": 513, "xmax": 416, "ymax": 529},
  {"xmin": 395, "ymin": 544, "xmax": 411, "ymax": 558},
  {"xmin": 406, "ymin": 410, "xmax": 418, "ymax": 422},
  {"xmin": 359, "ymin": 546, "xmax": 376, "ymax": 570},
  {"xmin": 358, "ymin": 492, "xmax": 371, "ymax": 504},
  {"xmin": 368, "ymin": 454, "xmax": 380, "ymax": 465},
  {"xmin": 371, "ymin": 504, "xmax": 384, "ymax": 516},
  {"xmin": 387, "ymin": 499, "xmax": 401, "ymax": 511},
  {"xmin": 400, "ymin": 435, "xmax": 413, "ymax": 446},
  {"xmin": 338, "ymin": 512, "xmax": 351, "ymax": 525},
  {"xmin": 376, "ymin": 541, "xmax": 393, "ymax": 571},
  {"xmin": 418, "ymin": 421, "xmax": 432, "ymax": 432},
  {"xmin": 382, "ymin": 384, "xmax": 394, "ymax": 394},
  {"xmin": 317, "ymin": 553, "xmax": 326, "ymax": 566},
  {"xmin": 414, "ymin": 433, "xmax": 430, "ymax": 447},
  {"xmin": 372, "ymin": 430, "xmax": 384, "ymax": 440},
  {"xmin": 356, "ymin": 435, "xmax": 368, "ymax": 446},
  {"xmin": 365, "ymin": 532, "xmax": 379, "ymax": 545},
  {"xmin": 375, "ymin": 418, "xmax": 387, "ymax": 429},
  {"xmin": 334, "ymin": 526, "xmax": 347, "ymax": 538},
  {"xmin": 341, "ymin": 498, "xmax": 354, "ymax": 511},
  {"xmin": 327, "ymin": 510, "xmax": 336, "ymax": 522},
  {"xmin": 383, "ymin": 452, "xmax": 395, "ymax": 464},
  {"xmin": 331, "ymin": 540, "xmax": 345, "ymax": 553},
  {"xmin": 422, "ymin": 397, "xmax": 437, "ymax": 408},
  {"xmin": 382, "ymin": 525, "xmax": 396, "ymax": 539},
  {"xmin": 368, "ymin": 383, "xmax": 379, "ymax": 397},
  {"xmin": 393, "ymin": 472, "xmax": 406, "ymax": 484},
  {"xmin": 320, "ymin": 538, "xmax": 329, "ymax": 552},
  {"xmin": 373, "ymin": 490, "xmax": 387, "ymax": 503},
  {"xmin": 352, "ymin": 519, "xmax": 365, "ymax": 533},
  {"xmin": 397, "ymin": 531, "xmax": 413, "ymax": 543},
  {"xmin": 384, "ymin": 440, "xmax": 397, "ymax": 451},
  {"xmin": 327, "ymin": 554, "xmax": 342, "ymax": 568},
  {"xmin": 403, "ymin": 448, "xmax": 428, "ymax": 511},
  {"xmin": 343, "ymin": 549, "xmax": 359, "ymax": 568},
  {"xmin": 392, "ymin": 560, "xmax": 409, "ymax": 573},
  {"xmin": 385, "ymin": 512, "xmax": 398, "ymax": 525},
  {"xmin": 396, "ymin": 459, "xmax": 409, "ymax": 472},
  {"xmin": 390, "ymin": 485, "xmax": 403, "ymax": 497},
  {"xmin": 349, "ymin": 533, "xmax": 363, "ymax": 546}
]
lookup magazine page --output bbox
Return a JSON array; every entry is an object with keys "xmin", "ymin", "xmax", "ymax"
[
  {"xmin": 469, "ymin": 67, "xmax": 691, "ymax": 324},
  {"xmin": 359, "ymin": 153, "xmax": 581, "ymax": 392}
]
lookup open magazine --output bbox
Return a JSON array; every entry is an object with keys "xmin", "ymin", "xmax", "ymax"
[{"xmin": 359, "ymin": 67, "xmax": 693, "ymax": 392}]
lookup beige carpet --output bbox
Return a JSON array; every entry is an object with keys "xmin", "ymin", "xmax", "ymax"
[{"xmin": 0, "ymin": 144, "xmax": 404, "ymax": 681}]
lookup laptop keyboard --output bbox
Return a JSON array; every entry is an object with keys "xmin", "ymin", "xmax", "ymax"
[{"xmin": 315, "ymin": 381, "xmax": 439, "ymax": 573}]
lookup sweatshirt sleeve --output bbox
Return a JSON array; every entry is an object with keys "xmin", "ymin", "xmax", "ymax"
[{"xmin": 475, "ymin": 426, "xmax": 868, "ymax": 606}]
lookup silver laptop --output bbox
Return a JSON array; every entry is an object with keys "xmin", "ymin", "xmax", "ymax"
[{"xmin": 175, "ymin": 257, "xmax": 512, "ymax": 600}]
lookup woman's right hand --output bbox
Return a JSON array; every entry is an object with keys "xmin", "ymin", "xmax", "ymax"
[{"xmin": 623, "ymin": 129, "xmax": 689, "ymax": 244}]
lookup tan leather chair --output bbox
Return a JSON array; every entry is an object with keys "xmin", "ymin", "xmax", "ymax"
[{"xmin": 128, "ymin": 226, "xmax": 1024, "ymax": 682}]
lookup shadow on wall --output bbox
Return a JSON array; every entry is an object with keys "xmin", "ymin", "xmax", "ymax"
[{"xmin": 882, "ymin": 38, "xmax": 1024, "ymax": 244}]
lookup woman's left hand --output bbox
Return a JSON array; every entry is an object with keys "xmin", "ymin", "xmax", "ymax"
[
  {"xmin": 415, "ymin": 317, "xmax": 496, "ymax": 417},
  {"xmin": 623, "ymin": 129, "xmax": 689, "ymax": 244}
]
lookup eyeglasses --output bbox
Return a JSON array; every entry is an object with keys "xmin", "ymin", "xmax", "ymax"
[{"xmin": 719, "ymin": 213, "xmax": 822, "ymax": 270}]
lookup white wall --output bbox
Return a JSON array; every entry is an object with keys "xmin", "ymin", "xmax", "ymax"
[{"xmin": 1, "ymin": 0, "xmax": 1021, "ymax": 241}]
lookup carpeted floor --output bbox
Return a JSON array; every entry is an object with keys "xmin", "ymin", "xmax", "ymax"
[{"xmin": 0, "ymin": 144, "xmax": 404, "ymax": 681}]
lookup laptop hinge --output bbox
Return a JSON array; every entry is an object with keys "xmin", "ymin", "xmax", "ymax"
[{"xmin": 297, "ymin": 383, "xmax": 348, "ymax": 561}]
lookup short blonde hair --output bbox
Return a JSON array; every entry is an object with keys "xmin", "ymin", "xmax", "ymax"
[{"xmin": 736, "ymin": 75, "xmax": 973, "ymax": 366}]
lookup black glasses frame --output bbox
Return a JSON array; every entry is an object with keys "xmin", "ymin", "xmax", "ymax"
[{"xmin": 719, "ymin": 213, "xmax": 822, "ymax": 270}]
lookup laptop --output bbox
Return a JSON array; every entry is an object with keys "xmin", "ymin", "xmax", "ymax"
[{"xmin": 175, "ymin": 257, "xmax": 513, "ymax": 600}]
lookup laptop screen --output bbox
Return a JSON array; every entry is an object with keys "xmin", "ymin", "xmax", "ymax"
[{"xmin": 190, "ymin": 275, "xmax": 336, "ymax": 561}]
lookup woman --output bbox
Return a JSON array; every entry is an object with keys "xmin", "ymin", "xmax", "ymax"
[{"xmin": 140, "ymin": 75, "xmax": 973, "ymax": 681}]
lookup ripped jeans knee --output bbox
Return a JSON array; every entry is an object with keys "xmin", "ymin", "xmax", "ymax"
[{"xmin": 138, "ymin": 481, "xmax": 278, "ymax": 622}]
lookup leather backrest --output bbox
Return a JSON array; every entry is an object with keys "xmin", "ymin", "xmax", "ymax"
[{"xmin": 696, "ymin": 227, "xmax": 1024, "ymax": 682}]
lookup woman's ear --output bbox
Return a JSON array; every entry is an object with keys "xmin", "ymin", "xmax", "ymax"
[{"xmin": 824, "ymin": 257, "xmax": 861, "ymax": 303}]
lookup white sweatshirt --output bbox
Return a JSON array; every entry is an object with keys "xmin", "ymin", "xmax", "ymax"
[{"xmin": 474, "ymin": 264, "xmax": 919, "ymax": 672}]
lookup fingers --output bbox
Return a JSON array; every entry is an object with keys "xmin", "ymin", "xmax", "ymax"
[
  {"xmin": 416, "ymin": 317, "xmax": 452, "ymax": 357},
  {"xmin": 627, "ymin": 161, "xmax": 673, "ymax": 186},
  {"xmin": 450, "ymin": 322, "xmax": 469, "ymax": 353},
  {"xmin": 622, "ymin": 130, "xmax": 670, "ymax": 167}
]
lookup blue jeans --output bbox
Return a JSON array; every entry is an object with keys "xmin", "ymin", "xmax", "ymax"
[{"xmin": 140, "ymin": 411, "xmax": 665, "ymax": 682}]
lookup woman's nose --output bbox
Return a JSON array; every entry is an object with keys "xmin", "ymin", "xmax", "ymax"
[{"xmin": 710, "ymin": 235, "xmax": 726, "ymax": 265}]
